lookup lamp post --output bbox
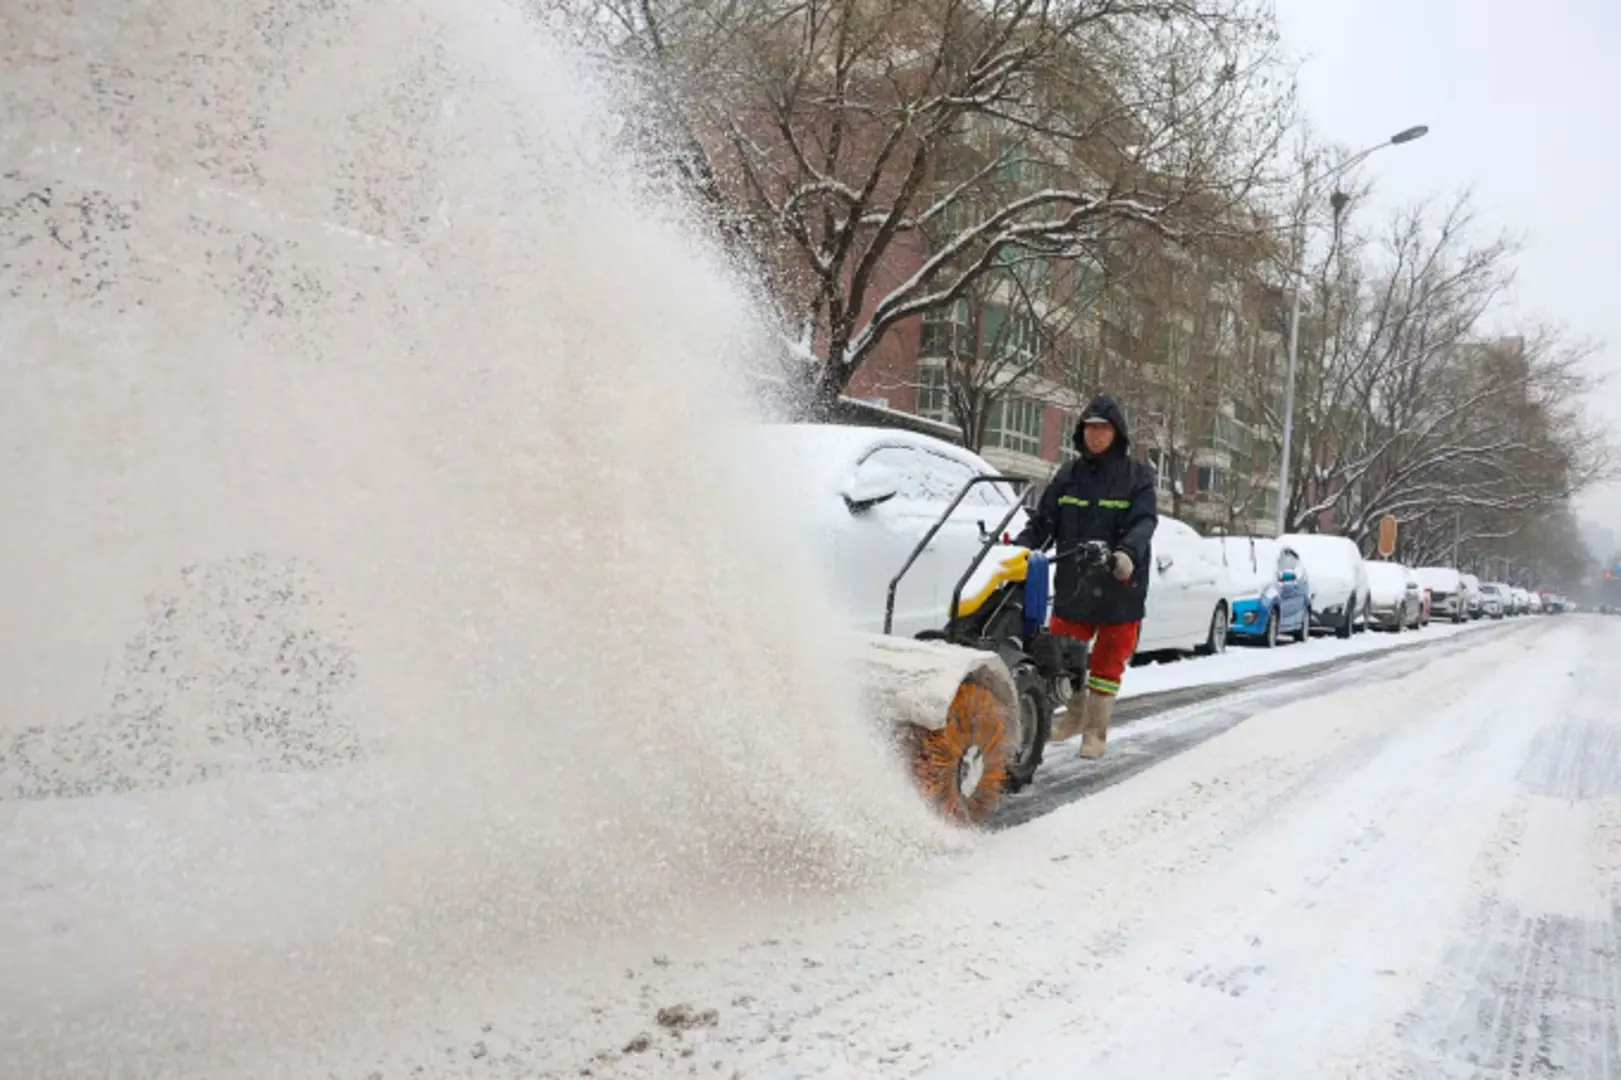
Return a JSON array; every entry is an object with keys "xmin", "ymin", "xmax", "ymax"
[{"xmin": 1274, "ymin": 125, "xmax": 1428, "ymax": 536}]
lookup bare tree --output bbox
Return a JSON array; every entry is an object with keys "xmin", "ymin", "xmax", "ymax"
[
  {"xmin": 1253, "ymin": 187, "xmax": 1613, "ymax": 569},
  {"xmin": 559, "ymin": 0, "xmax": 1295, "ymax": 409}
]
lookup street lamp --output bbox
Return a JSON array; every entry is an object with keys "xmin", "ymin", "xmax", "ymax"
[{"xmin": 1274, "ymin": 124, "xmax": 1429, "ymax": 536}]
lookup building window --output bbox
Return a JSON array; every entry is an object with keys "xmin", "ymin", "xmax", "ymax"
[
  {"xmin": 1257, "ymin": 488, "xmax": 1279, "ymax": 519},
  {"xmin": 916, "ymin": 363, "xmax": 953, "ymax": 424},
  {"xmin": 1211, "ymin": 413, "xmax": 1250, "ymax": 454},
  {"xmin": 1057, "ymin": 412, "xmax": 1081, "ymax": 464},
  {"xmin": 985, "ymin": 397, "xmax": 1044, "ymax": 457},
  {"xmin": 978, "ymin": 303, "xmax": 1042, "ymax": 371},
  {"xmin": 1196, "ymin": 465, "xmax": 1227, "ymax": 495},
  {"xmin": 1146, "ymin": 447, "xmax": 1172, "ymax": 493},
  {"xmin": 1057, "ymin": 333, "xmax": 1087, "ymax": 378},
  {"xmin": 1008, "ymin": 309, "xmax": 1042, "ymax": 370},
  {"xmin": 920, "ymin": 299, "xmax": 970, "ymax": 359}
]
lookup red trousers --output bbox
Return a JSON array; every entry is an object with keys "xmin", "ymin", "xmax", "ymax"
[{"xmin": 1049, "ymin": 617, "xmax": 1141, "ymax": 696}]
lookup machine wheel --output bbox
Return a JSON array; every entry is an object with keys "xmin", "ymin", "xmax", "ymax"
[
  {"xmin": 1295, "ymin": 609, "xmax": 1311, "ymax": 643},
  {"xmin": 1263, "ymin": 608, "xmax": 1279, "ymax": 649},
  {"xmin": 1002, "ymin": 666, "xmax": 1052, "ymax": 794},
  {"xmin": 911, "ymin": 680, "xmax": 1009, "ymax": 825},
  {"xmin": 1196, "ymin": 603, "xmax": 1229, "ymax": 656},
  {"xmin": 1337, "ymin": 601, "xmax": 1355, "ymax": 639}
]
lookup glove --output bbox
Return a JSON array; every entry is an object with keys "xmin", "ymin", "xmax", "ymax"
[{"xmin": 1109, "ymin": 550, "xmax": 1134, "ymax": 583}]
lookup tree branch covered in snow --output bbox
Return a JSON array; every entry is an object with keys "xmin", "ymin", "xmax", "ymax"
[
  {"xmin": 553, "ymin": 0, "xmax": 1295, "ymax": 406},
  {"xmin": 1254, "ymin": 187, "xmax": 1614, "ymax": 578}
]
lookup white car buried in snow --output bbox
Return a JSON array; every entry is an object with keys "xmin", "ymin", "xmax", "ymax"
[
  {"xmin": 1278, "ymin": 532, "xmax": 1370, "ymax": 638},
  {"xmin": 1137, "ymin": 516, "xmax": 1233, "ymax": 658},
  {"xmin": 758, "ymin": 423, "xmax": 1029, "ymax": 637},
  {"xmin": 1364, "ymin": 560, "xmax": 1423, "ymax": 631},
  {"xmin": 1415, "ymin": 566, "xmax": 1468, "ymax": 623},
  {"xmin": 759, "ymin": 423, "xmax": 1228, "ymax": 660}
]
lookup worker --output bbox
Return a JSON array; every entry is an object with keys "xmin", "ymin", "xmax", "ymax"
[{"xmin": 1012, "ymin": 394, "xmax": 1158, "ymax": 759}]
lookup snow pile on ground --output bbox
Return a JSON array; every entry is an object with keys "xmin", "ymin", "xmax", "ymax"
[
  {"xmin": 1121, "ymin": 617, "xmax": 1499, "ymax": 698},
  {"xmin": 0, "ymin": 2, "xmax": 960, "ymax": 1074}
]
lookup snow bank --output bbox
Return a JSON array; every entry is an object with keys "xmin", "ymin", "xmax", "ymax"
[{"xmin": 1120, "ymin": 617, "xmax": 1499, "ymax": 699}]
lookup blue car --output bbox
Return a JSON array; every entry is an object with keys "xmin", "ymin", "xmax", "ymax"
[{"xmin": 1212, "ymin": 537, "xmax": 1312, "ymax": 647}]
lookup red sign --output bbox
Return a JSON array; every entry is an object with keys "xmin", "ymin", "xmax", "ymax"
[{"xmin": 1377, "ymin": 515, "xmax": 1398, "ymax": 558}]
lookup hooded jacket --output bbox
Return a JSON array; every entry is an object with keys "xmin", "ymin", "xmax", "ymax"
[{"xmin": 1012, "ymin": 394, "xmax": 1158, "ymax": 625}]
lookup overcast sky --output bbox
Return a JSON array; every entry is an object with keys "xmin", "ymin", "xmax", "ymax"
[{"xmin": 1273, "ymin": 0, "xmax": 1621, "ymax": 541}]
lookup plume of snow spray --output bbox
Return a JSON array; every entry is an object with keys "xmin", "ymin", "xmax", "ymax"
[{"xmin": 0, "ymin": 0, "xmax": 959, "ymax": 1072}]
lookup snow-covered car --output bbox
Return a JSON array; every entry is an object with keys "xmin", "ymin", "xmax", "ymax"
[
  {"xmin": 1137, "ymin": 516, "xmax": 1232, "ymax": 657},
  {"xmin": 1460, "ymin": 573, "xmax": 1484, "ymax": 619},
  {"xmin": 1415, "ymin": 567, "xmax": 1466, "ymax": 623},
  {"xmin": 1510, "ymin": 586, "xmax": 1532, "ymax": 615},
  {"xmin": 1205, "ymin": 536, "xmax": 1310, "ymax": 647},
  {"xmin": 1278, "ymin": 533, "xmax": 1370, "ymax": 638},
  {"xmin": 1479, "ymin": 583, "xmax": 1509, "ymax": 619},
  {"xmin": 757, "ymin": 423, "xmax": 1028, "ymax": 637},
  {"xmin": 1365, "ymin": 561, "xmax": 1423, "ymax": 631}
]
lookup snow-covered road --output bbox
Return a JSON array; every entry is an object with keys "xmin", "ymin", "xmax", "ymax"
[
  {"xmin": 9, "ymin": 615, "xmax": 1618, "ymax": 1078},
  {"xmin": 452, "ymin": 614, "xmax": 1617, "ymax": 1078}
]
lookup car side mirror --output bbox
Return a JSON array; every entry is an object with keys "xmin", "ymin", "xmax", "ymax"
[
  {"xmin": 841, "ymin": 480, "xmax": 898, "ymax": 514},
  {"xmin": 1156, "ymin": 553, "xmax": 1174, "ymax": 572},
  {"xmin": 1279, "ymin": 569, "xmax": 1297, "ymax": 583}
]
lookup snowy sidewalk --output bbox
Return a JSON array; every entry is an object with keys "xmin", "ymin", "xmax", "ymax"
[{"xmin": 1119, "ymin": 615, "xmax": 1504, "ymax": 699}]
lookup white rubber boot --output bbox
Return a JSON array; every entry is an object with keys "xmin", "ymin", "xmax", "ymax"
[
  {"xmin": 1078, "ymin": 691, "xmax": 1116, "ymax": 759},
  {"xmin": 1051, "ymin": 688, "xmax": 1087, "ymax": 742}
]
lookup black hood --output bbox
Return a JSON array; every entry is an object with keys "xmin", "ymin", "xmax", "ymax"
[{"xmin": 1073, "ymin": 394, "xmax": 1131, "ymax": 457}]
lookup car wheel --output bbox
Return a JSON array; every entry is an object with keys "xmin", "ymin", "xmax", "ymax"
[
  {"xmin": 1337, "ymin": 601, "xmax": 1354, "ymax": 639},
  {"xmin": 1197, "ymin": 604, "xmax": 1229, "ymax": 656},
  {"xmin": 1295, "ymin": 608, "xmax": 1311, "ymax": 643},
  {"xmin": 1264, "ymin": 608, "xmax": 1279, "ymax": 648}
]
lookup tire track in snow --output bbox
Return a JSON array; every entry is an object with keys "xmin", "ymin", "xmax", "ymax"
[
  {"xmin": 994, "ymin": 620, "xmax": 1528, "ymax": 829},
  {"xmin": 504, "ymin": 625, "xmax": 1547, "ymax": 1079},
  {"xmin": 1388, "ymin": 619, "xmax": 1621, "ymax": 1079},
  {"xmin": 193, "ymin": 619, "xmax": 1604, "ymax": 1080},
  {"xmin": 698, "ymin": 622, "xmax": 1564, "ymax": 1079},
  {"xmin": 923, "ymin": 620, "xmax": 1592, "ymax": 1079}
]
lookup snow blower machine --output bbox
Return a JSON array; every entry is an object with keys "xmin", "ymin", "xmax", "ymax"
[{"xmin": 855, "ymin": 475, "xmax": 1098, "ymax": 825}]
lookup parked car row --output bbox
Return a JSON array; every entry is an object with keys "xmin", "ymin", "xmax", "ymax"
[
  {"xmin": 760, "ymin": 422, "xmax": 1553, "ymax": 668},
  {"xmin": 1411, "ymin": 569, "xmax": 1561, "ymax": 621}
]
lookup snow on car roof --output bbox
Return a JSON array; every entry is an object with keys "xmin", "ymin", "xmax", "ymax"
[
  {"xmin": 1364, "ymin": 560, "xmax": 1410, "ymax": 596},
  {"xmin": 1207, "ymin": 536, "xmax": 1279, "ymax": 591},
  {"xmin": 755, "ymin": 421, "xmax": 1024, "ymax": 495},
  {"xmin": 1277, "ymin": 533, "xmax": 1362, "ymax": 563}
]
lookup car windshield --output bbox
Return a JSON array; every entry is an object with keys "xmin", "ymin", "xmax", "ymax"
[{"xmin": 1212, "ymin": 537, "xmax": 1278, "ymax": 592}]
